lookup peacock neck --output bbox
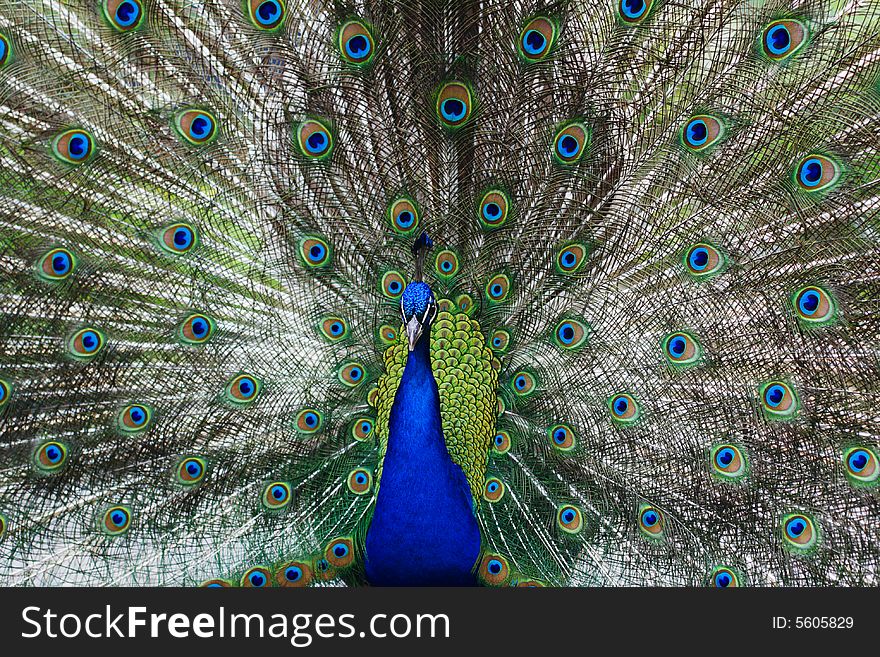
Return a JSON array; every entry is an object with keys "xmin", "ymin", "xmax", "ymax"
[{"xmin": 364, "ymin": 326, "xmax": 482, "ymax": 586}]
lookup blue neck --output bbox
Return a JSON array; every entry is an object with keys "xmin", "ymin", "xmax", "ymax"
[{"xmin": 365, "ymin": 327, "xmax": 481, "ymax": 586}]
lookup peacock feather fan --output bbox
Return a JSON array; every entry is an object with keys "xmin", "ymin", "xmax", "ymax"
[{"xmin": 0, "ymin": 0, "xmax": 879, "ymax": 586}]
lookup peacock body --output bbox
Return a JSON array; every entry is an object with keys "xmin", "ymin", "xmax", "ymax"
[{"xmin": 0, "ymin": 0, "xmax": 879, "ymax": 587}]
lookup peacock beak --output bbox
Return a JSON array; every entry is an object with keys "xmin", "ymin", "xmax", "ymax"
[{"xmin": 405, "ymin": 315, "xmax": 423, "ymax": 352}]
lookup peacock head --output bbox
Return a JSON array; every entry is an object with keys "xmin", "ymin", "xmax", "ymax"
[{"xmin": 401, "ymin": 232, "xmax": 437, "ymax": 351}]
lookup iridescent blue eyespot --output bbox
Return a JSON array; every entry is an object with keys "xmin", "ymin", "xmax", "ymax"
[
  {"xmin": 339, "ymin": 20, "xmax": 375, "ymax": 65},
  {"xmin": 297, "ymin": 120, "xmax": 333, "ymax": 159},
  {"xmin": 761, "ymin": 20, "xmax": 807, "ymax": 61},
  {"xmin": 517, "ymin": 17, "xmax": 557, "ymax": 61},
  {"xmin": 619, "ymin": 0, "xmax": 653, "ymax": 23},
  {"xmin": 285, "ymin": 566, "xmax": 303, "ymax": 582},
  {"xmin": 436, "ymin": 82, "xmax": 472, "ymax": 128},
  {"xmin": 174, "ymin": 109, "xmax": 218, "ymax": 145},
  {"xmin": 242, "ymin": 566, "xmax": 272, "ymax": 587}
]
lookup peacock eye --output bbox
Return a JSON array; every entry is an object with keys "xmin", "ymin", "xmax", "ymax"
[
  {"xmin": 174, "ymin": 109, "xmax": 218, "ymax": 145},
  {"xmin": 760, "ymin": 381, "xmax": 798, "ymax": 419},
  {"xmin": 380, "ymin": 270, "xmax": 406, "ymax": 298},
  {"xmin": 176, "ymin": 457, "xmax": 207, "ymax": 485},
  {"xmin": 295, "ymin": 408, "xmax": 323, "ymax": 433},
  {"xmin": 792, "ymin": 285, "xmax": 836, "ymax": 324},
  {"xmin": 68, "ymin": 327, "xmax": 106, "ymax": 359},
  {"xmin": 762, "ymin": 19, "xmax": 808, "ymax": 61},
  {"xmin": 510, "ymin": 370, "xmax": 536, "ymax": 396},
  {"xmin": 490, "ymin": 329, "xmax": 511, "ymax": 353},
  {"xmin": 101, "ymin": 505, "xmax": 132, "ymax": 535},
  {"xmin": 179, "ymin": 313, "xmax": 215, "ymax": 345},
  {"xmin": 556, "ymin": 243, "xmax": 587, "ymax": 274},
  {"xmin": 0, "ymin": 33, "xmax": 11, "ymax": 68},
  {"xmin": 710, "ymin": 567, "xmax": 739, "ymax": 588},
  {"xmin": 434, "ymin": 250, "xmax": 460, "ymax": 279},
  {"xmin": 388, "ymin": 197, "xmax": 419, "ymax": 234},
  {"xmin": 556, "ymin": 504, "xmax": 584, "ymax": 534},
  {"xmin": 553, "ymin": 122, "xmax": 588, "ymax": 164},
  {"xmin": 102, "ymin": 0, "xmax": 144, "ymax": 31},
  {"xmin": 319, "ymin": 316, "xmax": 349, "ymax": 342},
  {"xmin": 338, "ymin": 362, "xmax": 366, "ymax": 387},
  {"xmin": 549, "ymin": 424, "xmax": 576, "ymax": 451},
  {"xmin": 618, "ymin": 0, "xmax": 654, "ymax": 23},
  {"xmin": 352, "ymin": 418, "xmax": 374, "ymax": 440},
  {"xmin": 277, "ymin": 561, "xmax": 312, "ymax": 587},
  {"xmin": 485, "ymin": 273, "xmax": 511, "ymax": 303},
  {"xmin": 479, "ymin": 189, "xmax": 510, "ymax": 229},
  {"xmin": 297, "ymin": 119, "xmax": 333, "ymax": 159},
  {"xmin": 795, "ymin": 155, "xmax": 840, "ymax": 192},
  {"xmin": 455, "ymin": 293, "xmax": 475, "ymax": 315},
  {"xmin": 682, "ymin": 115, "xmax": 724, "ymax": 151},
  {"xmin": 52, "ymin": 128, "xmax": 95, "ymax": 165},
  {"xmin": 339, "ymin": 19, "xmax": 374, "ymax": 65},
  {"xmin": 0, "ymin": 379, "xmax": 10, "ymax": 408},
  {"xmin": 710, "ymin": 443, "xmax": 747, "ymax": 479},
  {"xmin": 436, "ymin": 82, "xmax": 473, "ymax": 128},
  {"xmin": 781, "ymin": 513, "xmax": 817, "ymax": 551},
  {"xmin": 662, "ymin": 331, "xmax": 701, "ymax": 366},
  {"xmin": 325, "ymin": 537, "xmax": 355, "ymax": 568},
  {"xmin": 478, "ymin": 553, "xmax": 511, "ymax": 586},
  {"xmin": 34, "ymin": 441, "xmax": 68, "ymax": 473},
  {"xmin": 518, "ymin": 17, "xmax": 556, "ymax": 61},
  {"xmin": 262, "ymin": 481, "xmax": 292, "ymax": 509},
  {"xmin": 483, "ymin": 477, "xmax": 505, "ymax": 502},
  {"xmin": 843, "ymin": 447, "xmax": 878, "ymax": 485},
  {"xmin": 639, "ymin": 505, "xmax": 664, "ymax": 537},
  {"xmin": 553, "ymin": 318, "xmax": 588, "ymax": 350},
  {"xmin": 225, "ymin": 374, "xmax": 262, "ymax": 405},
  {"xmin": 242, "ymin": 566, "xmax": 271, "ymax": 587},
  {"xmin": 247, "ymin": 0, "xmax": 285, "ymax": 30},
  {"xmin": 493, "ymin": 430, "xmax": 511, "ymax": 454},
  {"xmin": 159, "ymin": 223, "xmax": 198, "ymax": 255},
  {"xmin": 118, "ymin": 404, "xmax": 152, "ymax": 433},
  {"xmin": 38, "ymin": 248, "xmax": 76, "ymax": 281},
  {"xmin": 609, "ymin": 393, "xmax": 639, "ymax": 424},
  {"xmin": 300, "ymin": 236, "xmax": 331, "ymax": 268},
  {"xmin": 347, "ymin": 468, "xmax": 373, "ymax": 495},
  {"xmin": 684, "ymin": 243, "xmax": 724, "ymax": 277}
]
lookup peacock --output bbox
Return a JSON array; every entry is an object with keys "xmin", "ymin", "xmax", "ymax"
[{"xmin": 0, "ymin": 0, "xmax": 878, "ymax": 588}]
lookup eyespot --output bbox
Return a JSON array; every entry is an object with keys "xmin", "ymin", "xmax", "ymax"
[
  {"xmin": 843, "ymin": 446, "xmax": 878, "ymax": 486},
  {"xmin": 101, "ymin": 505, "xmax": 131, "ymax": 535},
  {"xmin": 179, "ymin": 313, "xmax": 215, "ymax": 345},
  {"xmin": 52, "ymin": 129, "xmax": 95, "ymax": 165},
  {"xmin": 684, "ymin": 243, "xmax": 724, "ymax": 277},
  {"xmin": 37, "ymin": 248, "xmax": 76, "ymax": 281},
  {"xmin": 295, "ymin": 408, "xmax": 323, "ymax": 433},
  {"xmin": 102, "ymin": 0, "xmax": 144, "ymax": 32},
  {"xmin": 347, "ymin": 468, "xmax": 373, "ymax": 495},
  {"xmin": 795, "ymin": 155, "xmax": 840, "ymax": 192},
  {"xmin": 709, "ymin": 443, "xmax": 747, "ymax": 480},
  {"xmin": 349, "ymin": 418, "xmax": 373, "ymax": 442},
  {"xmin": 549, "ymin": 424, "xmax": 576, "ymax": 452},
  {"xmin": 319, "ymin": 317, "xmax": 349, "ymax": 342},
  {"xmin": 118, "ymin": 404, "xmax": 152, "ymax": 433},
  {"xmin": 762, "ymin": 19, "xmax": 807, "ymax": 61},
  {"xmin": 490, "ymin": 329, "xmax": 510, "ymax": 353},
  {"xmin": 792, "ymin": 285, "xmax": 836, "ymax": 325},
  {"xmin": 485, "ymin": 274, "xmax": 510, "ymax": 303},
  {"xmin": 518, "ymin": 17, "xmax": 556, "ymax": 61},
  {"xmin": 68, "ymin": 327, "xmax": 106, "ymax": 359},
  {"xmin": 174, "ymin": 109, "xmax": 218, "ymax": 145},
  {"xmin": 313, "ymin": 557, "xmax": 335, "ymax": 580},
  {"xmin": 493, "ymin": 430, "xmax": 511, "ymax": 455},
  {"xmin": 782, "ymin": 513, "xmax": 817, "ymax": 551},
  {"xmin": 0, "ymin": 33, "xmax": 11, "ymax": 68},
  {"xmin": 682, "ymin": 115, "xmax": 724, "ymax": 151},
  {"xmin": 380, "ymin": 270, "xmax": 406, "ymax": 298},
  {"xmin": 388, "ymin": 197, "xmax": 419, "ymax": 235},
  {"xmin": 338, "ymin": 362, "xmax": 365, "ymax": 387},
  {"xmin": 455, "ymin": 293, "xmax": 475, "ymax": 315},
  {"xmin": 515, "ymin": 578, "xmax": 546, "ymax": 588},
  {"xmin": 0, "ymin": 379, "xmax": 10, "ymax": 408},
  {"xmin": 34, "ymin": 440, "xmax": 68, "ymax": 473},
  {"xmin": 176, "ymin": 456, "xmax": 207, "ymax": 485},
  {"xmin": 276, "ymin": 561, "xmax": 312, "ymax": 588},
  {"xmin": 478, "ymin": 553, "xmax": 510, "ymax": 586},
  {"xmin": 431, "ymin": 249, "xmax": 459, "ymax": 280},
  {"xmin": 609, "ymin": 393, "xmax": 639, "ymax": 424},
  {"xmin": 436, "ymin": 82, "xmax": 473, "ymax": 128},
  {"xmin": 662, "ymin": 331, "xmax": 701, "ymax": 366},
  {"xmin": 325, "ymin": 537, "xmax": 354, "ymax": 568},
  {"xmin": 241, "ymin": 566, "xmax": 271, "ymax": 588},
  {"xmin": 557, "ymin": 504, "xmax": 584, "ymax": 534},
  {"xmin": 159, "ymin": 222, "xmax": 198, "ymax": 255},
  {"xmin": 553, "ymin": 318, "xmax": 588, "ymax": 350},
  {"xmin": 618, "ymin": 0, "xmax": 654, "ymax": 23},
  {"xmin": 556, "ymin": 243, "xmax": 587, "ymax": 274},
  {"xmin": 760, "ymin": 381, "xmax": 798, "ymax": 419},
  {"xmin": 478, "ymin": 189, "xmax": 510, "ymax": 229},
  {"xmin": 200, "ymin": 579, "xmax": 233, "ymax": 588},
  {"xmin": 709, "ymin": 567, "xmax": 740, "ymax": 588},
  {"xmin": 262, "ymin": 481, "xmax": 292, "ymax": 509},
  {"xmin": 510, "ymin": 371, "xmax": 536, "ymax": 397},
  {"xmin": 225, "ymin": 374, "xmax": 262, "ymax": 405},
  {"xmin": 378, "ymin": 324, "xmax": 397, "ymax": 345},
  {"xmin": 639, "ymin": 505, "xmax": 664, "ymax": 537},
  {"xmin": 297, "ymin": 119, "xmax": 333, "ymax": 159},
  {"xmin": 247, "ymin": 0, "xmax": 285, "ymax": 30},
  {"xmin": 483, "ymin": 477, "xmax": 505, "ymax": 502},
  {"xmin": 300, "ymin": 236, "xmax": 331, "ymax": 268},
  {"xmin": 339, "ymin": 19, "xmax": 374, "ymax": 65},
  {"xmin": 553, "ymin": 122, "xmax": 588, "ymax": 164}
]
